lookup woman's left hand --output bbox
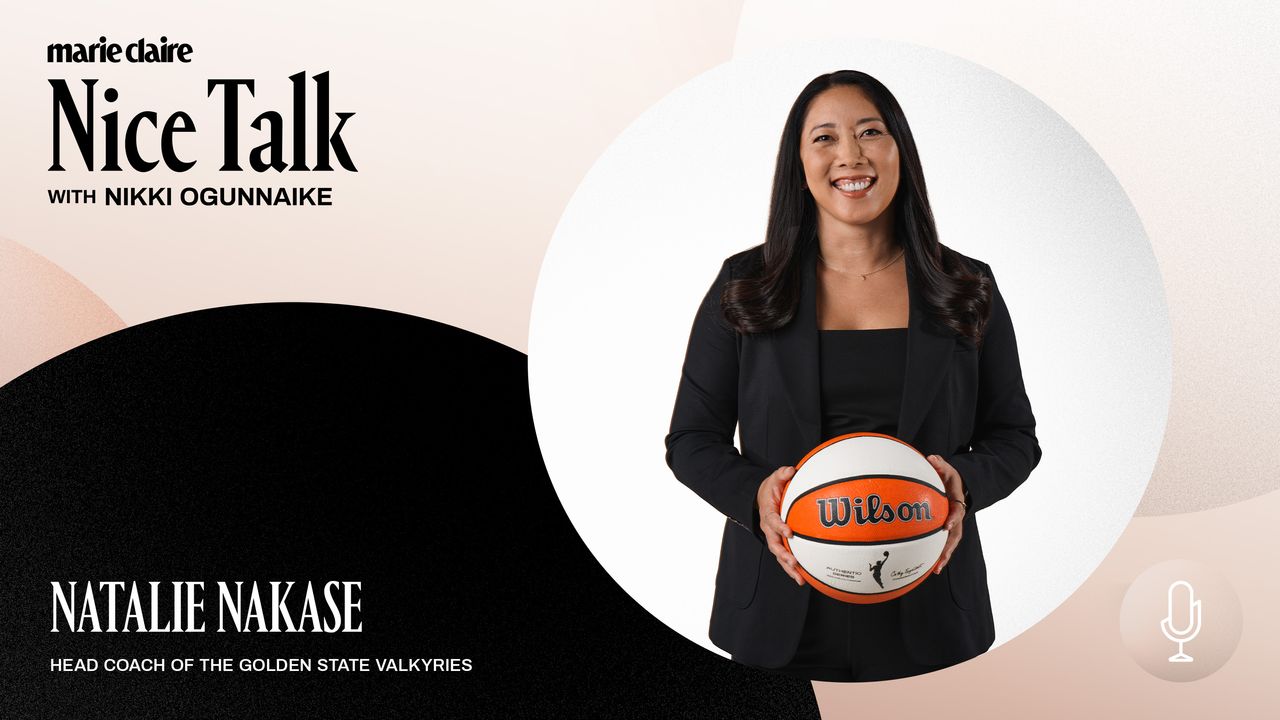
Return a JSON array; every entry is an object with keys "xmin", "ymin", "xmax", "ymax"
[{"xmin": 926, "ymin": 455, "xmax": 966, "ymax": 575}]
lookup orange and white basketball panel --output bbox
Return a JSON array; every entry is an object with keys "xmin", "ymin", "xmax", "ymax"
[{"xmin": 787, "ymin": 530, "xmax": 947, "ymax": 598}]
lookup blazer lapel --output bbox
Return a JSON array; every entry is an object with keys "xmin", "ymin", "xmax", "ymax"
[
  {"xmin": 768, "ymin": 244, "xmax": 954, "ymax": 452},
  {"xmin": 897, "ymin": 262, "xmax": 955, "ymax": 446},
  {"xmin": 768, "ymin": 243, "xmax": 823, "ymax": 453}
]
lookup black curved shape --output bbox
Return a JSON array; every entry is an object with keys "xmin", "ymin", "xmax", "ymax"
[{"xmin": 0, "ymin": 304, "xmax": 818, "ymax": 719}]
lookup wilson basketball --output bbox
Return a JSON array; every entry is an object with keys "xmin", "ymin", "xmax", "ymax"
[{"xmin": 780, "ymin": 433, "xmax": 949, "ymax": 604}]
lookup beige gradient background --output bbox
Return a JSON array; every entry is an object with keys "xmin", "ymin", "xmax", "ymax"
[{"xmin": 2, "ymin": 1, "xmax": 1277, "ymax": 716}]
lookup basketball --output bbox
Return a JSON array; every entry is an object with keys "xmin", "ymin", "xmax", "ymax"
[{"xmin": 780, "ymin": 433, "xmax": 949, "ymax": 604}]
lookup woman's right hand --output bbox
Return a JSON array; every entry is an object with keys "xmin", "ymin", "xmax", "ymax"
[{"xmin": 756, "ymin": 466, "xmax": 805, "ymax": 586}]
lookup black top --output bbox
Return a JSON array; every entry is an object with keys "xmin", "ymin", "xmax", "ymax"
[
  {"xmin": 818, "ymin": 328, "xmax": 908, "ymax": 438},
  {"xmin": 668, "ymin": 246, "xmax": 1041, "ymax": 669}
]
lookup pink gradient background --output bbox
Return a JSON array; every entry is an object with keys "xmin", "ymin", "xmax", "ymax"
[
  {"xmin": 3, "ymin": 2, "xmax": 1277, "ymax": 716},
  {"xmin": 0, "ymin": 238, "xmax": 123, "ymax": 386}
]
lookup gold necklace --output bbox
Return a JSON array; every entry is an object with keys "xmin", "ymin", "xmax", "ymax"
[{"xmin": 818, "ymin": 248, "xmax": 905, "ymax": 281}]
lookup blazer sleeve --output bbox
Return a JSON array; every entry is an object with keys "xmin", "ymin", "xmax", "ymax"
[
  {"xmin": 665, "ymin": 259, "xmax": 773, "ymax": 538},
  {"xmin": 947, "ymin": 265, "xmax": 1042, "ymax": 514}
]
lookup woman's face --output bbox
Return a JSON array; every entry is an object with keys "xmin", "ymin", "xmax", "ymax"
[{"xmin": 799, "ymin": 85, "xmax": 900, "ymax": 232}]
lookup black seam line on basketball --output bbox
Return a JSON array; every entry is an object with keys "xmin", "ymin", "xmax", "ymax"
[
  {"xmin": 789, "ymin": 474, "xmax": 946, "ymax": 508},
  {"xmin": 790, "ymin": 527, "xmax": 945, "ymax": 546},
  {"xmin": 801, "ymin": 565, "xmax": 932, "ymax": 597}
]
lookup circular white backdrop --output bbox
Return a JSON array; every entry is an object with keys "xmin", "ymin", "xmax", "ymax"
[{"xmin": 529, "ymin": 41, "xmax": 1170, "ymax": 658}]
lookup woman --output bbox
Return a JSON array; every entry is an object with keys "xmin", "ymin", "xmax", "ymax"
[{"xmin": 665, "ymin": 70, "xmax": 1041, "ymax": 682}]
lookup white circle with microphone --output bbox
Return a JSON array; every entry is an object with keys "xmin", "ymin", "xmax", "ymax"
[{"xmin": 1120, "ymin": 559, "xmax": 1241, "ymax": 681}]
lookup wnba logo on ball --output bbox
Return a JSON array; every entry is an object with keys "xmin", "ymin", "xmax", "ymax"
[{"xmin": 816, "ymin": 494, "xmax": 935, "ymax": 528}]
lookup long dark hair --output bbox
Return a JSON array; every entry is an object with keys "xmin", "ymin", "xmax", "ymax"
[{"xmin": 722, "ymin": 70, "xmax": 991, "ymax": 342}]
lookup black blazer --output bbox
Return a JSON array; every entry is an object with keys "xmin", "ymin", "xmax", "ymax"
[{"xmin": 665, "ymin": 243, "xmax": 1041, "ymax": 669}]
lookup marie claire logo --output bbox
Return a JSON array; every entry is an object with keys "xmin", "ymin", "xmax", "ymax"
[{"xmin": 816, "ymin": 494, "xmax": 934, "ymax": 528}]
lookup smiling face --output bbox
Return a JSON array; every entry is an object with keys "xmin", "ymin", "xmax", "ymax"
[{"xmin": 799, "ymin": 85, "xmax": 900, "ymax": 233}]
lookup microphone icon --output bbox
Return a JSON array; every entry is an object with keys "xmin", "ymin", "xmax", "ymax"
[{"xmin": 1160, "ymin": 580, "xmax": 1201, "ymax": 663}]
